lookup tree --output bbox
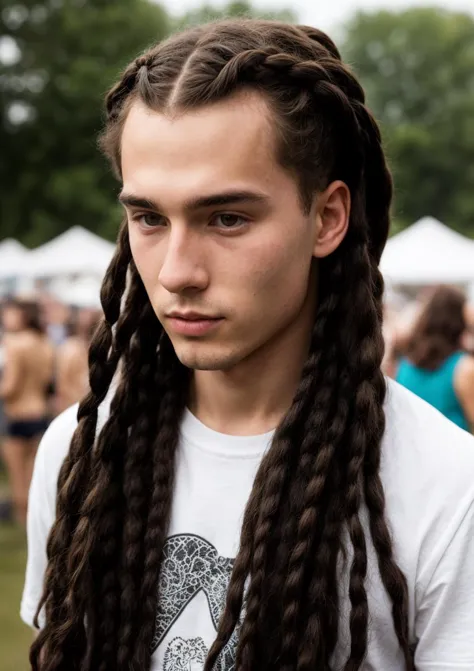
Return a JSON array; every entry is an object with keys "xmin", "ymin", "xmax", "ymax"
[
  {"xmin": 0, "ymin": 0, "xmax": 295, "ymax": 246},
  {"xmin": 171, "ymin": 1, "xmax": 295, "ymax": 32},
  {"xmin": 0, "ymin": 0, "xmax": 170, "ymax": 246},
  {"xmin": 342, "ymin": 8, "xmax": 474, "ymax": 236}
]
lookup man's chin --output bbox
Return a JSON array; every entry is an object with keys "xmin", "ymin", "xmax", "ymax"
[{"xmin": 174, "ymin": 345, "xmax": 243, "ymax": 372}]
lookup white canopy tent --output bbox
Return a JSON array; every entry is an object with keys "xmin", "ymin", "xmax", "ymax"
[
  {"xmin": 24, "ymin": 226, "xmax": 115, "ymax": 279},
  {"xmin": 48, "ymin": 276, "xmax": 103, "ymax": 309},
  {"xmin": 381, "ymin": 217, "xmax": 474, "ymax": 287},
  {"xmin": 0, "ymin": 238, "xmax": 29, "ymax": 279}
]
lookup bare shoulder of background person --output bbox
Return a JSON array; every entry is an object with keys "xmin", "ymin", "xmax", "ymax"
[
  {"xmin": 5, "ymin": 331, "xmax": 28, "ymax": 354},
  {"xmin": 1, "ymin": 336, "xmax": 26, "ymax": 399},
  {"xmin": 454, "ymin": 355, "xmax": 474, "ymax": 430},
  {"xmin": 56, "ymin": 338, "xmax": 75, "ymax": 373},
  {"xmin": 7, "ymin": 330, "xmax": 42, "ymax": 360}
]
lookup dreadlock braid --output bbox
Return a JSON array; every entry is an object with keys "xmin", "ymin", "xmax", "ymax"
[
  {"xmin": 255, "ymin": 226, "xmax": 349, "ymax": 671},
  {"xmin": 76, "ymin": 277, "xmax": 161, "ymax": 671},
  {"xmin": 130, "ymin": 335, "xmax": 189, "ymax": 670},
  {"xmin": 280, "ymin": 231, "xmax": 380, "ymax": 671},
  {"xmin": 286, "ymin": 249, "xmax": 364, "ymax": 671},
  {"xmin": 204, "ymin": 460, "xmax": 268, "ymax": 671},
  {"xmin": 105, "ymin": 54, "xmax": 155, "ymax": 122},
  {"xmin": 270, "ymin": 237, "xmax": 373, "ymax": 671},
  {"xmin": 364, "ymin": 435, "xmax": 414, "ymax": 670},
  {"xmin": 207, "ymin": 342, "xmax": 330, "ymax": 670},
  {"xmin": 33, "ymin": 18, "xmax": 414, "ymax": 671},
  {"xmin": 207, "ymin": 271, "xmax": 343, "ymax": 671},
  {"xmin": 341, "ymin": 248, "xmax": 377, "ymax": 671},
  {"xmin": 297, "ymin": 434, "xmax": 348, "ymax": 671},
  {"xmin": 116, "ymin": 301, "xmax": 163, "ymax": 668},
  {"xmin": 297, "ymin": 24, "xmax": 341, "ymax": 58},
  {"xmin": 205, "ymin": 262, "xmax": 345, "ymax": 671},
  {"xmin": 234, "ymin": 279, "xmax": 344, "ymax": 671},
  {"xmin": 353, "ymin": 103, "xmax": 413, "ymax": 668},
  {"xmin": 31, "ymin": 226, "xmax": 132, "ymax": 671},
  {"xmin": 348, "ymin": 102, "xmax": 412, "ymax": 667},
  {"xmin": 86, "ymin": 261, "xmax": 153, "ymax": 671},
  {"xmin": 278, "ymin": 354, "xmax": 340, "ymax": 670},
  {"xmin": 276, "ymin": 256, "xmax": 345, "ymax": 669},
  {"xmin": 363, "ymin": 266, "xmax": 413, "ymax": 671}
]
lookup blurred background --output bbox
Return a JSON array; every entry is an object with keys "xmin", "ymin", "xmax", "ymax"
[{"xmin": 1, "ymin": 0, "xmax": 474, "ymax": 668}]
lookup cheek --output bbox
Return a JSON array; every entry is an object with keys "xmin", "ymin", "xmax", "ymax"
[
  {"xmin": 255, "ymin": 229, "xmax": 312, "ymax": 286},
  {"xmin": 238, "ymin": 234, "xmax": 313, "ymax": 308},
  {"xmin": 129, "ymin": 230, "xmax": 162, "ymax": 288}
]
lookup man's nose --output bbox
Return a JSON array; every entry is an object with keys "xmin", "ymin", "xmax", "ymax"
[{"xmin": 158, "ymin": 227, "xmax": 209, "ymax": 295}]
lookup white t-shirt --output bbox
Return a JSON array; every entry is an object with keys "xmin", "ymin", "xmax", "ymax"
[{"xmin": 21, "ymin": 380, "xmax": 474, "ymax": 670}]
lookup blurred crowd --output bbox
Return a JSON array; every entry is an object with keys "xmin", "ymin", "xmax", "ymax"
[
  {"xmin": 0, "ymin": 293, "xmax": 101, "ymax": 525},
  {"xmin": 0, "ymin": 283, "xmax": 473, "ymax": 528},
  {"xmin": 383, "ymin": 285, "xmax": 474, "ymax": 432}
]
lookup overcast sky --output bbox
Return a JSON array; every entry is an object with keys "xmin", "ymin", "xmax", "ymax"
[{"xmin": 166, "ymin": 0, "xmax": 474, "ymax": 32}]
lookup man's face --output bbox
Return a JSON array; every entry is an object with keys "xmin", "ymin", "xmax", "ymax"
[{"xmin": 120, "ymin": 92, "xmax": 319, "ymax": 371}]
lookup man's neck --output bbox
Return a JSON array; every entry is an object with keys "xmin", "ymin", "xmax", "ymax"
[{"xmin": 188, "ymin": 311, "xmax": 313, "ymax": 436}]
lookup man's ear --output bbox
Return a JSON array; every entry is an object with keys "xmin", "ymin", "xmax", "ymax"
[{"xmin": 312, "ymin": 180, "xmax": 351, "ymax": 259}]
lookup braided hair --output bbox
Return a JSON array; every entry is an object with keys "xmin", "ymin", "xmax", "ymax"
[{"xmin": 30, "ymin": 19, "xmax": 413, "ymax": 671}]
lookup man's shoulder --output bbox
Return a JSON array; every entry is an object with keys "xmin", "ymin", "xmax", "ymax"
[
  {"xmin": 40, "ymin": 404, "xmax": 79, "ymax": 458},
  {"xmin": 385, "ymin": 377, "xmax": 474, "ymax": 456},
  {"xmin": 37, "ymin": 396, "xmax": 112, "ymax": 487},
  {"xmin": 383, "ymin": 378, "xmax": 474, "ymax": 517}
]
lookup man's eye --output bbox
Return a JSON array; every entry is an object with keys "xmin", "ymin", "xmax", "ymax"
[
  {"xmin": 213, "ymin": 214, "xmax": 247, "ymax": 229},
  {"xmin": 135, "ymin": 213, "xmax": 165, "ymax": 228}
]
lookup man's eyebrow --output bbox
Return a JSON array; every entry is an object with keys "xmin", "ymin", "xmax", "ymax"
[
  {"xmin": 118, "ymin": 193, "xmax": 158, "ymax": 210},
  {"xmin": 184, "ymin": 190, "xmax": 270, "ymax": 210},
  {"xmin": 118, "ymin": 190, "xmax": 270, "ymax": 212}
]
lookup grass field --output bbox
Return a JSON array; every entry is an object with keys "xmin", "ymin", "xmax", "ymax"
[
  {"xmin": 0, "ymin": 464, "xmax": 31, "ymax": 671},
  {"xmin": 0, "ymin": 521, "xmax": 31, "ymax": 671}
]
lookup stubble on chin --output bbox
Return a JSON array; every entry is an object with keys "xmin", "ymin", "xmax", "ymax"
[{"xmin": 172, "ymin": 343, "xmax": 244, "ymax": 373}]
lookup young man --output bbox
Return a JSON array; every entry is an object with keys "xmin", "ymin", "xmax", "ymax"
[{"xmin": 22, "ymin": 19, "xmax": 474, "ymax": 671}]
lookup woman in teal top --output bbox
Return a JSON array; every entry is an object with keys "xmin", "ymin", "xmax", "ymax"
[{"xmin": 396, "ymin": 286, "xmax": 474, "ymax": 432}]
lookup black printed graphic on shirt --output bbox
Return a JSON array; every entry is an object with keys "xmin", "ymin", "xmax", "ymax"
[
  {"xmin": 163, "ymin": 637, "xmax": 208, "ymax": 670},
  {"xmin": 151, "ymin": 534, "xmax": 237, "ymax": 670}
]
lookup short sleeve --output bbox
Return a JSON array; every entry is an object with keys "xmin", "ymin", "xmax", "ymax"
[
  {"xmin": 20, "ymin": 406, "xmax": 79, "ymax": 628},
  {"xmin": 20, "ymin": 439, "xmax": 55, "ymax": 628},
  {"xmin": 414, "ymin": 495, "xmax": 474, "ymax": 669}
]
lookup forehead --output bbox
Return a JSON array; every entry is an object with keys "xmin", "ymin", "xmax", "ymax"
[{"xmin": 120, "ymin": 91, "xmax": 286, "ymax": 198}]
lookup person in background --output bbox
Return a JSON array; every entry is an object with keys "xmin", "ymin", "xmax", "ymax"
[
  {"xmin": 381, "ymin": 302, "xmax": 399, "ymax": 378},
  {"xmin": 462, "ymin": 300, "xmax": 474, "ymax": 355},
  {"xmin": 0, "ymin": 299, "xmax": 55, "ymax": 524},
  {"xmin": 55, "ymin": 307, "xmax": 101, "ymax": 414},
  {"xmin": 0, "ymin": 298, "xmax": 7, "ymax": 437},
  {"xmin": 40, "ymin": 294, "xmax": 70, "ymax": 347},
  {"xmin": 382, "ymin": 297, "xmax": 423, "ymax": 379},
  {"xmin": 397, "ymin": 285, "xmax": 474, "ymax": 432}
]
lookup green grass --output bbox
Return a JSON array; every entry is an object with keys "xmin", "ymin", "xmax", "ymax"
[
  {"xmin": 0, "ymin": 520, "xmax": 31, "ymax": 671},
  {"xmin": 0, "ymin": 465, "xmax": 8, "ymax": 495}
]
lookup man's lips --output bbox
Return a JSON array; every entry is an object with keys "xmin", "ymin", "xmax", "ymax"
[
  {"xmin": 166, "ymin": 313, "xmax": 223, "ymax": 336},
  {"xmin": 167, "ymin": 311, "xmax": 220, "ymax": 321}
]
